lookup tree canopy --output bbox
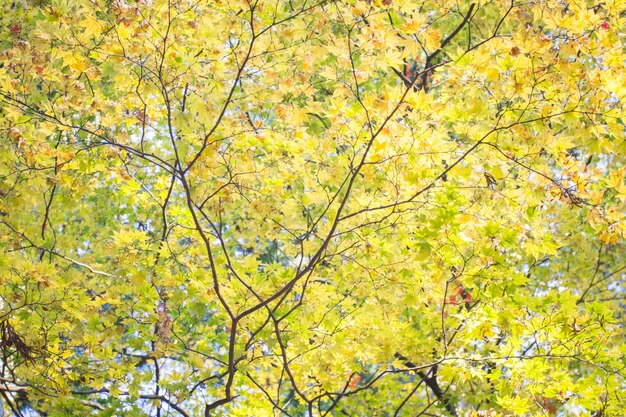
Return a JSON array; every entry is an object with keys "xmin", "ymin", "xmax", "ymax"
[{"xmin": 0, "ymin": 0, "xmax": 625, "ymax": 416}]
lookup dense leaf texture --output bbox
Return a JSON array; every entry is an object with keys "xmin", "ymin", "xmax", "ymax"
[{"xmin": 0, "ymin": 0, "xmax": 625, "ymax": 416}]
